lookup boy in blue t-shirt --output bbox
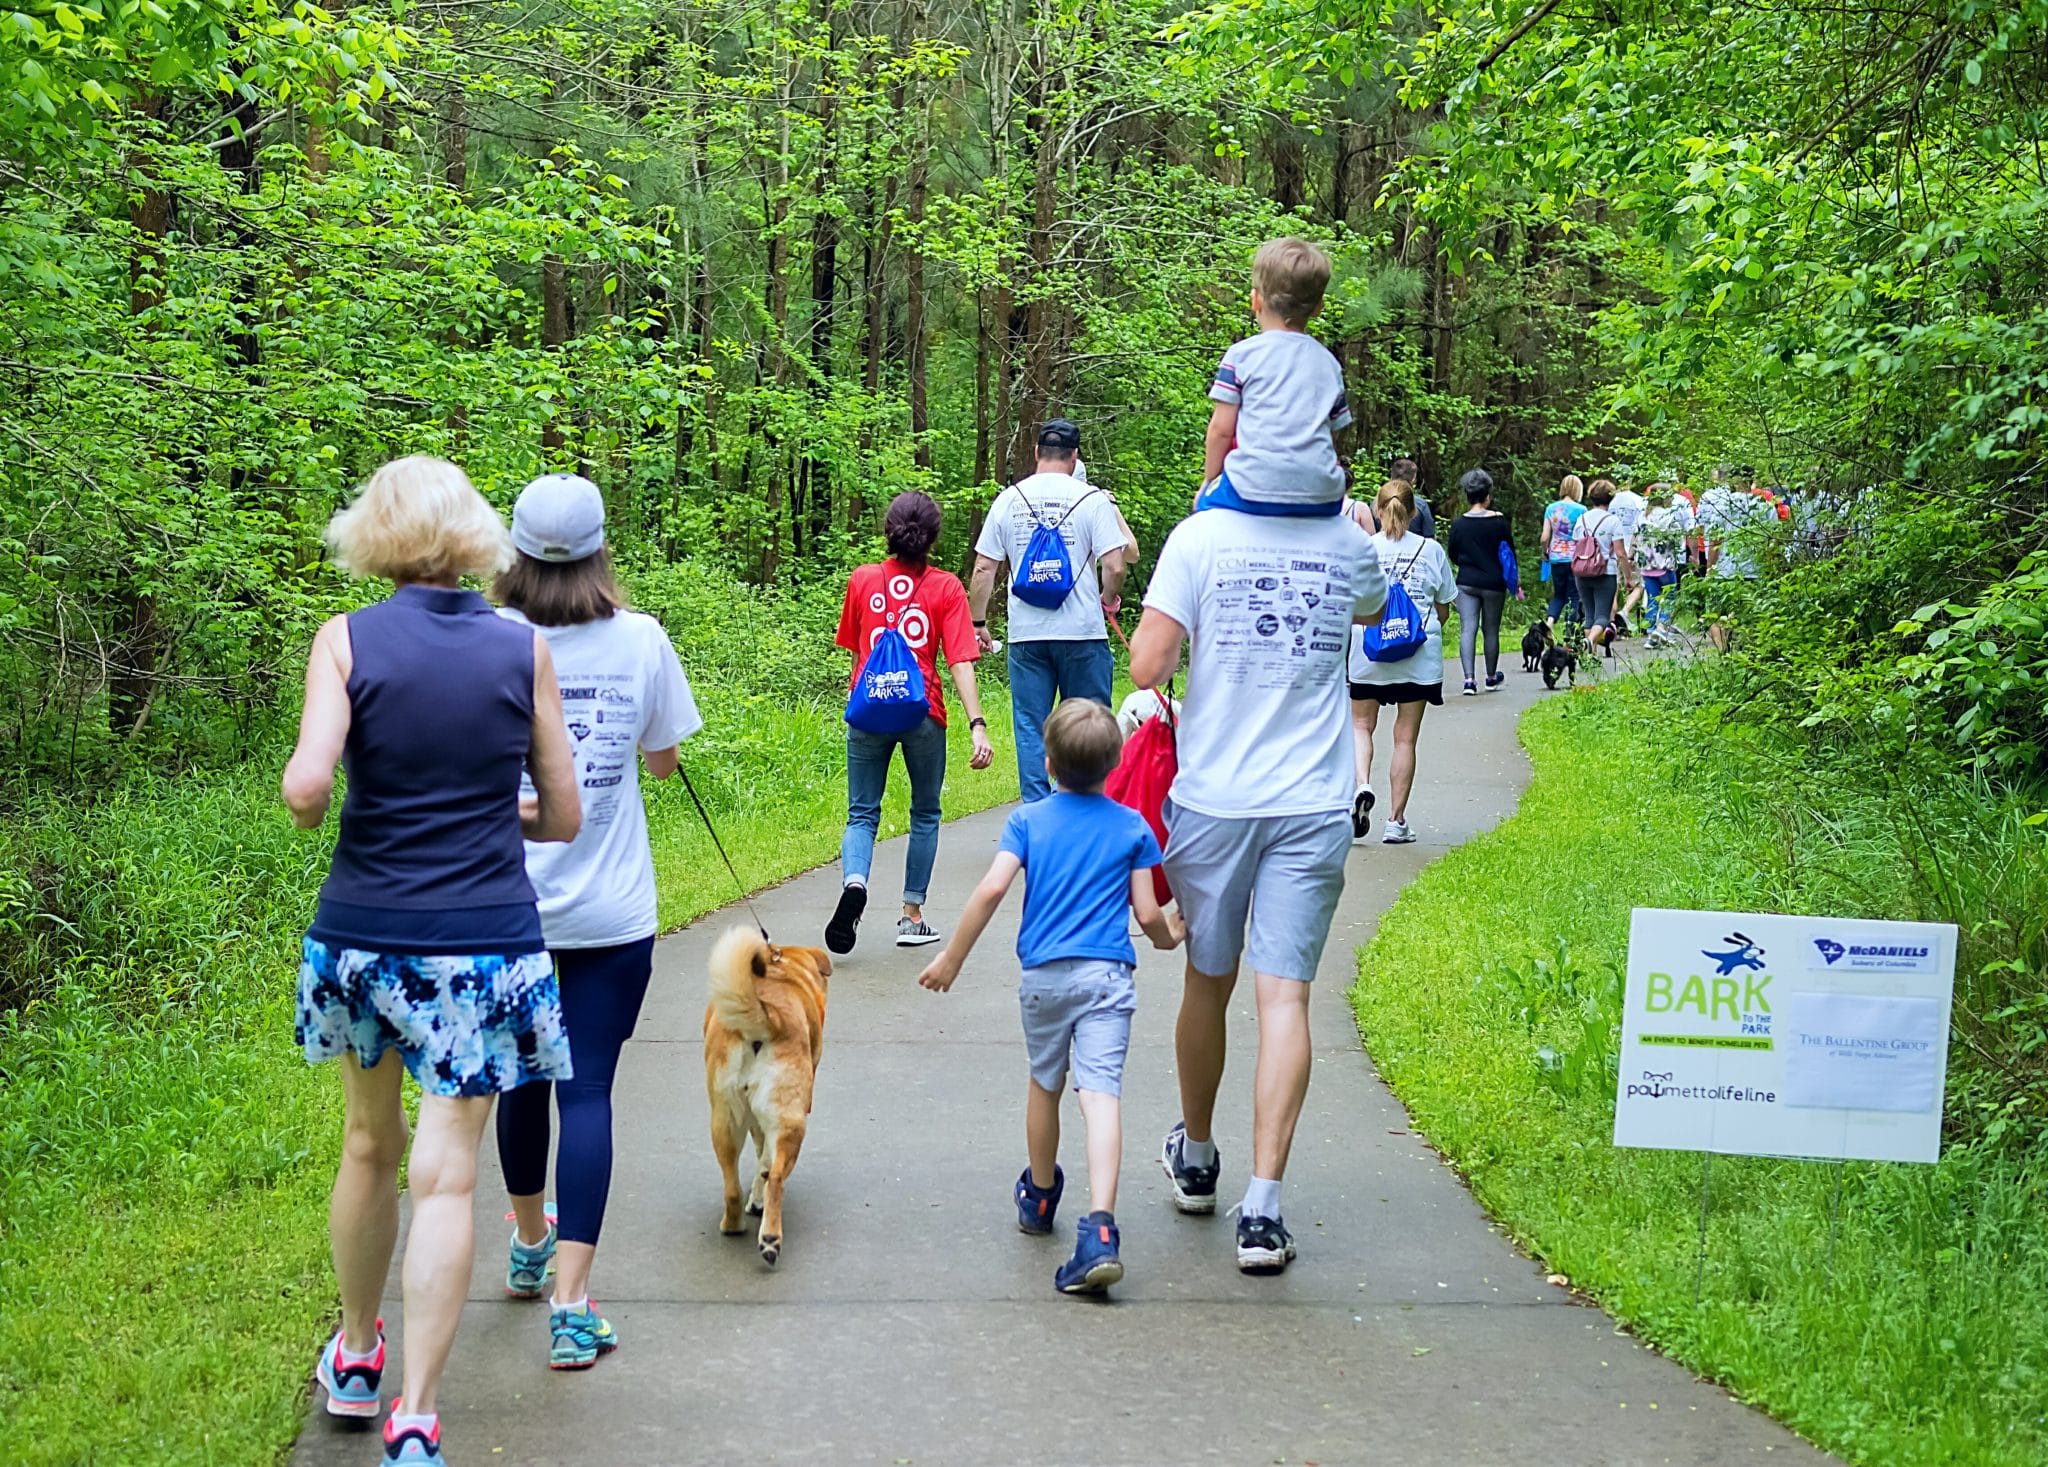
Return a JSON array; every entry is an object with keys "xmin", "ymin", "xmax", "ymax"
[{"xmin": 918, "ymin": 699, "xmax": 1183, "ymax": 1294}]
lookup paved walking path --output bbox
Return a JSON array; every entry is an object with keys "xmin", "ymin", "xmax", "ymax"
[{"xmin": 296, "ymin": 660, "xmax": 1833, "ymax": 1466}]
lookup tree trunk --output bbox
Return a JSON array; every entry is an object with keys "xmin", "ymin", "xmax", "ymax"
[
  {"xmin": 113, "ymin": 90, "xmax": 173, "ymax": 734},
  {"xmin": 1269, "ymin": 123, "xmax": 1304, "ymax": 213},
  {"xmin": 1013, "ymin": 20, "xmax": 1057, "ymax": 477},
  {"xmin": 541, "ymin": 254, "xmax": 569, "ymax": 458}
]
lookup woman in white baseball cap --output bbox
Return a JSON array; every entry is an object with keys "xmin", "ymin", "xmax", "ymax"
[{"xmin": 491, "ymin": 473, "xmax": 704, "ymax": 1371}]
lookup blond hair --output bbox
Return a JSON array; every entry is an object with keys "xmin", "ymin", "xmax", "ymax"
[
  {"xmin": 1374, "ymin": 479, "xmax": 1416, "ymax": 538},
  {"xmin": 1559, "ymin": 474, "xmax": 1583, "ymax": 502},
  {"xmin": 1252, "ymin": 237, "xmax": 1332, "ymax": 327},
  {"xmin": 1043, "ymin": 698, "xmax": 1124, "ymax": 791},
  {"xmin": 326, "ymin": 456, "xmax": 513, "ymax": 584}
]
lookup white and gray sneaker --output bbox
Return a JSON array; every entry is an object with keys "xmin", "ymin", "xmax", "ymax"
[
  {"xmin": 896, "ymin": 917, "xmax": 942, "ymax": 947},
  {"xmin": 1381, "ymin": 818, "xmax": 1416, "ymax": 845}
]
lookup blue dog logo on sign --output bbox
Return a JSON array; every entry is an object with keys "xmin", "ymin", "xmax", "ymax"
[{"xmin": 1701, "ymin": 932, "xmax": 1766, "ymax": 975}]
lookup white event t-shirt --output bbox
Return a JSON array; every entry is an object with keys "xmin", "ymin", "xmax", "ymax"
[
  {"xmin": 1609, "ymin": 489, "xmax": 1648, "ymax": 547},
  {"xmin": 502, "ymin": 607, "xmax": 703, "ymax": 949},
  {"xmin": 1697, "ymin": 487, "xmax": 1765, "ymax": 578},
  {"xmin": 1143, "ymin": 509, "xmax": 1387, "ymax": 819},
  {"xmin": 975, "ymin": 472, "xmax": 1126, "ymax": 641},
  {"xmin": 1347, "ymin": 532, "xmax": 1459, "ymax": 690}
]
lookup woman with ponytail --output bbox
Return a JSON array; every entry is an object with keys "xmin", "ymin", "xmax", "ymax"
[
  {"xmin": 827, "ymin": 492, "xmax": 995, "ymax": 954},
  {"xmin": 1345, "ymin": 480, "xmax": 1457, "ymax": 846}
]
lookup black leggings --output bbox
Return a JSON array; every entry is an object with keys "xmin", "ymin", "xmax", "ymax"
[
  {"xmin": 1454, "ymin": 586, "xmax": 1506, "ymax": 681},
  {"xmin": 497, "ymin": 936, "xmax": 657, "ymax": 1246}
]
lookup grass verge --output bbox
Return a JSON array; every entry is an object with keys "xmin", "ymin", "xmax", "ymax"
[
  {"xmin": 1351, "ymin": 671, "xmax": 2048, "ymax": 1467},
  {"xmin": 0, "ymin": 690, "xmax": 1018, "ymax": 1466}
]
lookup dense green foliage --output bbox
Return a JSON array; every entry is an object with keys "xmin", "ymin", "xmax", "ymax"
[{"xmin": 1354, "ymin": 672, "xmax": 2048, "ymax": 1467}]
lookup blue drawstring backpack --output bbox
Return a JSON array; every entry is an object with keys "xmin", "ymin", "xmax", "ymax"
[
  {"xmin": 1360, "ymin": 545, "xmax": 1430, "ymax": 663},
  {"xmin": 1010, "ymin": 484, "xmax": 1103, "ymax": 610},
  {"xmin": 1497, "ymin": 536, "xmax": 1519, "ymax": 590},
  {"xmin": 845, "ymin": 573, "xmax": 930, "ymax": 735}
]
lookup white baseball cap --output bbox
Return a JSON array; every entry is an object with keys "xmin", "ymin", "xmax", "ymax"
[{"xmin": 512, "ymin": 474, "xmax": 605, "ymax": 563}]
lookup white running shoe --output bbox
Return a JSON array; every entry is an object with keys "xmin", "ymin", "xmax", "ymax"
[
  {"xmin": 896, "ymin": 917, "xmax": 942, "ymax": 947},
  {"xmin": 1382, "ymin": 819, "xmax": 1416, "ymax": 845}
]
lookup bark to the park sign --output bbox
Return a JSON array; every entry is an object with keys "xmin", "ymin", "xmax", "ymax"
[{"xmin": 1614, "ymin": 909, "xmax": 1955, "ymax": 1164}]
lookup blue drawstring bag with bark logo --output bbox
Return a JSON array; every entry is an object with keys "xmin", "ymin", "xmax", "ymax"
[
  {"xmin": 1010, "ymin": 485, "xmax": 1103, "ymax": 610},
  {"xmin": 846, "ymin": 571, "xmax": 930, "ymax": 734},
  {"xmin": 1359, "ymin": 545, "xmax": 1429, "ymax": 662}
]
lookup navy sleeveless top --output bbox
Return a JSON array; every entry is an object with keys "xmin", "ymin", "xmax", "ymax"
[{"xmin": 309, "ymin": 584, "xmax": 544, "ymax": 955}]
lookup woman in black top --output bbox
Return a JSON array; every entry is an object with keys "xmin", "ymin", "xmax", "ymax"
[{"xmin": 1445, "ymin": 469, "xmax": 1520, "ymax": 694}]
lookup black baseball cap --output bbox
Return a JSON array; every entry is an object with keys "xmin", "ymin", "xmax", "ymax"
[{"xmin": 1037, "ymin": 418, "xmax": 1081, "ymax": 453}]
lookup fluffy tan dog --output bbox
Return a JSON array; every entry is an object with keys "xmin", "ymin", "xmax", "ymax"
[{"xmin": 703, "ymin": 929, "xmax": 832, "ymax": 1266}]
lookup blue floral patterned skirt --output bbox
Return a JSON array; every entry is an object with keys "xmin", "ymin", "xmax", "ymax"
[{"xmin": 296, "ymin": 938, "xmax": 574, "ymax": 1097}]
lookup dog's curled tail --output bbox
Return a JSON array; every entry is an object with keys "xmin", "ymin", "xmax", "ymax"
[{"xmin": 707, "ymin": 927, "xmax": 774, "ymax": 1041}]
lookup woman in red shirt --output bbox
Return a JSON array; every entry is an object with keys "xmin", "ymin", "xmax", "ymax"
[{"xmin": 826, "ymin": 492, "xmax": 995, "ymax": 954}]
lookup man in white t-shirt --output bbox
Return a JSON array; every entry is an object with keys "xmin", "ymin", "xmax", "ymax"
[
  {"xmin": 1128, "ymin": 506, "xmax": 1387, "ymax": 1275},
  {"xmin": 970, "ymin": 419, "xmax": 1129, "ymax": 802}
]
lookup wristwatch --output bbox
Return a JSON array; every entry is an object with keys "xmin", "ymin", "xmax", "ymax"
[{"xmin": 969, "ymin": 717, "xmax": 988, "ymax": 730}]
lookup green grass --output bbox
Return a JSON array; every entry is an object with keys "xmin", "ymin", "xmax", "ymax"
[
  {"xmin": 0, "ymin": 688, "xmax": 1018, "ymax": 1466},
  {"xmin": 1351, "ymin": 674, "xmax": 2048, "ymax": 1467}
]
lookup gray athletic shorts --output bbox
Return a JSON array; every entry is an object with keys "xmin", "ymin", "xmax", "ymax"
[
  {"xmin": 1019, "ymin": 958, "xmax": 1137, "ymax": 1095},
  {"xmin": 1161, "ymin": 801, "xmax": 1351, "ymax": 982}
]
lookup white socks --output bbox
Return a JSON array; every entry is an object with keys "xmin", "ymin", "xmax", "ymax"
[
  {"xmin": 1181, "ymin": 1134, "xmax": 1218, "ymax": 1168},
  {"xmin": 1240, "ymin": 1176, "xmax": 1282, "ymax": 1220},
  {"xmin": 553, "ymin": 1295, "xmax": 588, "ymax": 1314}
]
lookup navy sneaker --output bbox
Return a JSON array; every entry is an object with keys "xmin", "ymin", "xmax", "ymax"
[
  {"xmin": 1055, "ymin": 1211, "xmax": 1124, "ymax": 1294},
  {"xmin": 1015, "ymin": 1164, "xmax": 1064, "ymax": 1234},
  {"xmin": 1236, "ymin": 1212, "xmax": 1297, "ymax": 1274},
  {"xmin": 1160, "ymin": 1122, "xmax": 1220, "ymax": 1214}
]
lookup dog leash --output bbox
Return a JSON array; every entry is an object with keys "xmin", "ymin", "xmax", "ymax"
[
  {"xmin": 1104, "ymin": 610, "xmax": 1176, "ymax": 727},
  {"xmin": 679, "ymin": 767, "xmax": 771, "ymax": 941}
]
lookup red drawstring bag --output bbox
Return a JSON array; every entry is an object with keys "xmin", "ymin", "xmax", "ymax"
[{"xmin": 1105, "ymin": 690, "xmax": 1177, "ymax": 905}]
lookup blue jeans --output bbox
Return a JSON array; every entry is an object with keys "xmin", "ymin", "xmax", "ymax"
[
  {"xmin": 842, "ymin": 716, "xmax": 947, "ymax": 905},
  {"xmin": 1644, "ymin": 571, "xmax": 1677, "ymax": 628},
  {"xmin": 1007, "ymin": 639, "xmax": 1114, "ymax": 802}
]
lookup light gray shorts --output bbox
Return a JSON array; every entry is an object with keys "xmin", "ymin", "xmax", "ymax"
[
  {"xmin": 1019, "ymin": 958, "xmax": 1137, "ymax": 1095},
  {"xmin": 1161, "ymin": 801, "xmax": 1351, "ymax": 982}
]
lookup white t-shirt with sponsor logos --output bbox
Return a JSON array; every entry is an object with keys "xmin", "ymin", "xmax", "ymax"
[
  {"xmin": 975, "ymin": 472, "xmax": 1126, "ymax": 642},
  {"xmin": 501, "ymin": 607, "xmax": 702, "ymax": 948},
  {"xmin": 1143, "ymin": 509, "xmax": 1387, "ymax": 819}
]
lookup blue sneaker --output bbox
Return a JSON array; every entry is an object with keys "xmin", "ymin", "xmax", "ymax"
[
  {"xmin": 382, "ymin": 1409, "xmax": 444, "ymax": 1464},
  {"xmin": 1160, "ymin": 1122, "xmax": 1220, "ymax": 1214},
  {"xmin": 548, "ymin": 1299, "xmax": 620, "ymax": 1370},
  {"xmin": 1055, "ymin": 1211, "xmax": 1124, "ymax": 1294},
  {"xmin": 505, "ymin": 1225, "xmax": 555, "ymax": 1299},
  {"xmin": 1015, "ymin": 1164, "xmax": 1064, "ymax": 1234},
  {"xmin": 314, "ymin": 1319, "xmax": 384, "ymax": 1419},
  {"xmin": 1235, "ymin": 1211, "xmax": 1297, "ymax": 1274}
]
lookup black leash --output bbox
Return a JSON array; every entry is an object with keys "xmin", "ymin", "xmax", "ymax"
[{"xmin": 679, "ymin": 767, "xmax": 770, "ymax": 941}]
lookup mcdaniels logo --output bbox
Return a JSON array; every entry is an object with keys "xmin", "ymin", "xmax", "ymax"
[
  {"xmin": 1026, "ymin": 557, "xmax": 1066, "ymax": 584},
  {"xmin": 864, "ymin": 669, "xmax": 913, "ymax": 699},
  {"xmin": 1813, "ymin": 937, "xmax": 1929, "ymax": 965}
]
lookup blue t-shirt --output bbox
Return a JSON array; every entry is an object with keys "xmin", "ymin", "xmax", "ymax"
[{"xmin": 999, "ymin": 793, "xmax": 1164, "ymax": 970}]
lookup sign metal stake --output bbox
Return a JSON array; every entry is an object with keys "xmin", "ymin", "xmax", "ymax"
[
  {"xmin": 1692, "ymin": 1150, "xmax": 1714, "ymax": 1307},
  {"xmin": 1823, "ymin": 1160, "xmax": 1847, "ymax": 1290}
]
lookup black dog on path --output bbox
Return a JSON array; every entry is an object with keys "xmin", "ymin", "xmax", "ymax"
[
  {"xmin": 1520, "ymin": 621, "xmax": 1552, "ymax": 672},
  {"xmin": 1541, "ymin": 641, "xmax": 1579, "ymax": 690}
]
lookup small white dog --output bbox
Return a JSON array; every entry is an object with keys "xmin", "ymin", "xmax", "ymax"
[{"xmin": 1116, "ymin": 688, "xmax": 1181, "ymax": 740}]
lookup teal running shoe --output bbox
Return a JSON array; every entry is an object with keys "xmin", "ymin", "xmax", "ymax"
[
  {"xmin": 505, "ymin": 1225, "xmax": 556, "ymax": 1299},
  {"xmin": 382, "ymin": 1407, "xmax": 444, "ymax": 1464},
  {"xmin": 314, "ymin": 1318, "xmax": 385, "ymax": 1418},
  {"xmin": 548, "ymin": 1300, "xmax": 619, "ymax": 1370}
]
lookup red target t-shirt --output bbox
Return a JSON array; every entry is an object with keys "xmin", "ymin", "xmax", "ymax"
[{"xmin": 835, "ymin": 559, "xmax": 979, "ymax": 726}]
